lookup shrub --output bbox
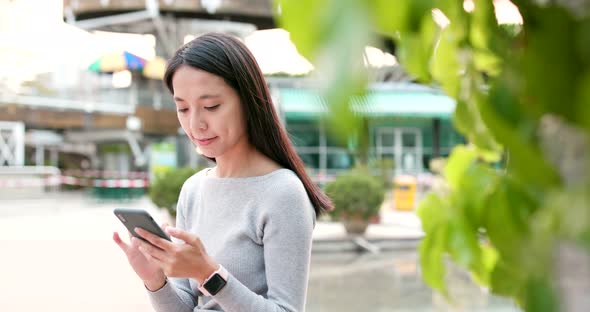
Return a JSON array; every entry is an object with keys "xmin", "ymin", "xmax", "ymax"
[
  {"xmin": 148, "ymin": 167, "xmax": 199, "ymax": 217},
  {"xmin": 368, "ymin": 158, "xmax": 395, "ymax": 189},
  {"xmin": 325, "ymin": 171, "xmax": 385, "ymax": 220}
]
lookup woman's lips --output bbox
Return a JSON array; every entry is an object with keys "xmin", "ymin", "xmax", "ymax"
[{"xmin": 196, "ymin": 137, "xmax": 217, "ymax": 146}]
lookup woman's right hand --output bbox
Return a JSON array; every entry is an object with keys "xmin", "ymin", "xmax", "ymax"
[{"xmin": 113, "ymin": 225, "xmax": 167, "ymax": 291}]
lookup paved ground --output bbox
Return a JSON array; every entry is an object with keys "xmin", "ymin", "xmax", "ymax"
[
  {"xmin": 0, "ymin": 193, "xmax": 158, "ymax": 312},
  {"xmin": 0, "ymin": 190, "xmax": 424, "ymax": 241},
  {"xmin": 0, "ymin": 191, "xmax": 424, "ymax": 311},
  {"xmin": 0, "ymin": 191, "xmax": 520, "ymax": 312}
]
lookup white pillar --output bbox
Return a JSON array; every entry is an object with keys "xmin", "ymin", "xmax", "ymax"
[
  {"xmin": 50, "ymin": 148, "xmax": 59, "ymax": 167},
  {"xmin": 35, "ymin": 145, "xmax": 45, "ymax": 166}
]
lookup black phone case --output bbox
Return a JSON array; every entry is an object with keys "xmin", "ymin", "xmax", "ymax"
[{"xmin": 114, "ymin": 208, "xmax": 171, "ymax": 242}]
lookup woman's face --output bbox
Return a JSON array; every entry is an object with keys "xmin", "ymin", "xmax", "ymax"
[{"xmin": 172, "ymin": 65, "xmax": 248, "ymax": 159}]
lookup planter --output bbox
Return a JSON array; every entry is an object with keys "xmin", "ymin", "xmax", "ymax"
[
  {"xmin": 325, "ymin": 171, "xmax": 385, "ymax": 236},
  {"xmin": 342, "ymin": 216, "xmax": 370, "ymax": 235}
]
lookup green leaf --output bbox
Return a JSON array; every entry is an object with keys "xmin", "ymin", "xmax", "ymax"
[
  {"xmin": 443, "ymin": 145, "xmax": 478, "ymax": 191},
  {"xmin": 470, "ymin": 0, "xmax": 496, "ymax": 50},
  {"xmin": 469, "ymin": 0, "xmax": 502, "ymax": 76},
  {"xmin": 395, "ymin": 6, "xmax": 438, "ymax": 82},
  {"xmin": 325, "ymin": 86, "xmax": 367, "ymax": 146},
  {"xmin": 455, "ymin": 163, "xmax": 498, "ymax": 228},
  {"xmin": 576, "ymin": 71, "xmax": 590, "ymax": 132},
  {"xmin": 576, "ymin": 17, "xmax": 590, "ymax": 66},
  {"xmin": 474, "ymin": 146, "xmax": 502, "ymax": 163},
  {"xmin": 484, "ymin": 178, "xmax": 538, "ymax": 263},
  {"xmin": 406, "ymin": 0, "xmax": 435, "ymax": 33},
  {"xmin": 419, "ymin": 226, "xmax": 449, "ymax": 295},
  {"xmin": 484, "ymin": 182, "xmax": 519, "ymax": 259},
  {"xmin": 479, "ymin": 87, "xmax": 562, "ymax": 189},
  {"xmin": 417, "ymin": 192, "xmax": 448, "ymax": 233},
  {"xmin": 471, "ymin": 244, "xmax": 499, "ymax": 286},
  {"xmin": 276, "ymin": 0, "xmax": 373, "ymax": 64},
  {"xmin": 368, "ymin": 0, "xmax": 434, "ymax": 35},
  {"xmin": 522, "ymin": 6, "xmax": 582, "ymax": 123},
  {"xmin": 447, "ymin": 218, "xmax": 481, "ymax": 269},
  {"xmin": 525, "ymin": 278, "xmax": 559, "ymax": 312},
  {"xmin": 452, "ymin": 100, "xmax": 477, "ymax": 138},
  {"xmin": 273, "ymin": 0, "xmax": 325, "ymax": 60},
  {"xmin": 431, "ymin": 27, "xmax": 461, "ymax": 98},
  {"xmin": 486, "ymin": 76, "xmax": 525, "ymax": 128},
  {"xmin": 490, "ymin": 259, "xmax": 527, "ymax": 300},
  {"xmin": 472, "ymin": 50, "xmax": 501, "ymax": 76},
  {"xmin": 276, "ymin": 0, "xmax": 374, "ymax": 155},
  {"xmin": 437, "ymin": 0, "xmax": 469, "ymax": 43},
  {"xmin": 397, "ymin": 31, "xmax": 430, "ymax": 82},
  {"xmin": 367, "ymin": 0, "xmax": 410, "ymax": 34}
]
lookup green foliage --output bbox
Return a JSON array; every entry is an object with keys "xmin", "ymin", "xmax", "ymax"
[
  {"xmin": 148, "ymin": 167, "xmax": 198, "ymax": 217},
  {"xmin": 324, "ymin": 171, "xmax": 385, "ymax": 220},
  {"xmin": 368, "ymin": 158, "xmax": 395, "ymax": 189},
  {"xmin": 98, "ymin": 143, "xmax": 131, "ymax": 154},
  {"xmin": 276, "ymin": 0, "xmax": 371, "ymax": 145},
  {"xmin": 275, "ymin": 0, "xmax": 590, "ymax": 310}
]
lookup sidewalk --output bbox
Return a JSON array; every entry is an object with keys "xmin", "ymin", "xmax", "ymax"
[
  {"xmin": 312, "ymin": 193, "xmax": 424, "ymax": 252},
  {"xmin": 0, "ymin": 191, "xmax": 424, "ymax": 243},
  {"xmin": 0, "ymin": 191, "xmax": 423, "ymax": 312}
]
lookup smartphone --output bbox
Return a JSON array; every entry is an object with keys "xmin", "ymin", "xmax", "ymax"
[{"xmin": 114, "ymin": 208, "xmax": 171, "ymax": 242}]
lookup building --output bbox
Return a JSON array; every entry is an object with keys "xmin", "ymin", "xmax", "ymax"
[{"xmin": 0, "ymin": 0, "xmax": 464, "ymax": 189}]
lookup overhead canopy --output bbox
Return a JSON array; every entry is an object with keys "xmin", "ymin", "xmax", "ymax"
[{"xmin": 278, "ymin": 87, "xmax": 456, "ymax": 120}]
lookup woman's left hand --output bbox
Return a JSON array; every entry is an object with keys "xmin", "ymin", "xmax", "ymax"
[{"xmin": 134, "ymin": 227, "xmax": 218, "ymax": 284}]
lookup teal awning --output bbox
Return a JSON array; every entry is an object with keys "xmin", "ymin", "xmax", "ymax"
[{"xmin": 278, "ymin": 87, "xmax": 456, "ymax": 120}]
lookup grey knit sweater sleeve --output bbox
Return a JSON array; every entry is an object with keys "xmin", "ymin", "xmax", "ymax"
[{"xmin": 147, "ymin": 168, "xmax": 316, "ymax": 312}]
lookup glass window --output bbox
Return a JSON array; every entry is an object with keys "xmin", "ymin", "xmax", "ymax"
[
  {"xmin": 379, "ymin": 132, "xmax": 395, "ymax": 147},
  {"xmin": 298, "ymin": 153, "xmax": 319, "ymax": 169},
  {"xmin": 327, "ymin": 150, "xmax": 354, "ymax": 170},
  {"xmin": 402, "ymin": 132, "xmax": 416, "ymax": 147},
  {"xmin": 288, "ymin": 124, "xmax": 319, "ymax": 147}
]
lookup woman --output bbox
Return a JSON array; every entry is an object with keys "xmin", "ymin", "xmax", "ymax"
[{"xmin": 113, "ymin": 32, "xmax": 333, "ymax": 312}]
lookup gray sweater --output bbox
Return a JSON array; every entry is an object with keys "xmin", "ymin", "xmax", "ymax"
[{"xmin": 147, "ymin": 168, "xmax": 316, "ymax": 312}]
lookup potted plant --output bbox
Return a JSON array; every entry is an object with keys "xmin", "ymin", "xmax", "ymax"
[
  {"xmin": 325, "ymin": 170, "xmax": 385, "ymax": 235},
  {"xmin": 148, "ymin": 167, "xmax": 199, "ymax": 222}
]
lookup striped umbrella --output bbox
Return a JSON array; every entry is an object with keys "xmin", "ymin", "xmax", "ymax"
[
  {"xmin": 142, "ymin": 56, "xmax": 167, "ymax": 80},
  {"xmin": 88, "ymin": 51, "xmax": 146, "ymax": 73}
]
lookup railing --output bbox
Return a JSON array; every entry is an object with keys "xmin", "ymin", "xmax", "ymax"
[
  {"xmin": 0, "ymin": 166, "xmax": 61, "ymax": 176},
  {"xmin": 0, "ymin": 166, "xmax": 61, "ymax": 198},
  {"xmin": 0, "ymin": 92, "xmax": 134, "ymax": 115}
]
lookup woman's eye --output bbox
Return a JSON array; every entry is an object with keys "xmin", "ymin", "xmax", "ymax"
[
  {"xmin": 205, "ymin": 104, "xmax": 220, "ymax": 111},
  {"xmin": 177, "ymin": 108, "xmax": 188, "ymax": 113}
]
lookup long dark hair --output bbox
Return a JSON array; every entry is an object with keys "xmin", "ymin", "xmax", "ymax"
[{"xmin": 164, "ymin": 32, "xmax": 332, "ymax": 215}]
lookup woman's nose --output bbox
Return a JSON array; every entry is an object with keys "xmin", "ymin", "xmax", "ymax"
[{"xmin": 190, "ymin": 111, "xmax": 207, "ymax": 131}]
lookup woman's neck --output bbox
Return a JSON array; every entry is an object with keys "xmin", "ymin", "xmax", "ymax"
[{"xmin": 212, "ymin": 143, "xmax": 278, "ymax": 178}]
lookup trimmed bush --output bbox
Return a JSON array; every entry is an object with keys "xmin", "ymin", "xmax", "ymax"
[
  {"xmin": 325, "ymin": 171, "xmax": 385, "ymax": 220},
  {"xmin": 148, "ymin": 167, "xmax": 199, "ymax": 217}
]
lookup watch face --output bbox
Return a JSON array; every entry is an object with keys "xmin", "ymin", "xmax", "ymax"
[{"xmin": 204, "ymin": 273, "xmax": 227, "ymax": 296}]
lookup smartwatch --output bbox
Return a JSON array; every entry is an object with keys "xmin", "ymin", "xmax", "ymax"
[{"xmin": 199, "ymin": 265, "xmax": 229, "ymax": 297}]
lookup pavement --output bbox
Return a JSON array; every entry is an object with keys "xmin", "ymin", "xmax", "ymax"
[
  {"xmin": 0, "ymin": 191, "xmax": 520, "ymax": 312},
  {"xmin": 0, "ymin": 190, "xmax": 424, "ymax": 244},
  {"xmin": 0, "ymin": 190, "xmax": 424, "ymax": 312}
]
